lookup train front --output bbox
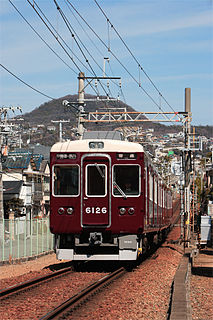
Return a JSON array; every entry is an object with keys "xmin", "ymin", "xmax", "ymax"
[{"xmin": 50, "ymin": 138, "xmax": 145, "ymax": 261}]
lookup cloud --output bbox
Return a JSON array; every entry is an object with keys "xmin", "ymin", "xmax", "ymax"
[
  {"xmin": 154, "ymin": 73, "xmax": 213, "ymax": 82},
  {"xmin": 119, "ymin": 10, "xmax": 213, "ymax": 37}
]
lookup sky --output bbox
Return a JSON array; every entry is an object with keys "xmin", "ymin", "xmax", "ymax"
[{"xmin": 0, "ymin": 0, "xmax": 213, "ymax": 126}]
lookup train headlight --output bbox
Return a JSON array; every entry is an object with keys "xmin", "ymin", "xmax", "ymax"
[
  {"xmin": 67, "ymin": 207, "xmax": 74, "ymax": 215},
  {"xmin": 58, "ymin": 207, "xmax": 65, "ymax": 215},
  {"xmin": 89, "ymin": 141, "xmax": 104, "ymax": 149},
  {"xmin": 128, "ymin": 207, "xmax": 135, "ymax": 215},
  {"xmin": 89, "ymin": 142, "xmax": 96, "ymax": 149},
  {"xmin": 119, "ymin": 207, "xmax": 126, "ymax": 215}
]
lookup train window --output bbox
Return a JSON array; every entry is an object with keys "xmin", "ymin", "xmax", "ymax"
[
  {"xmin": 113, "ymin": 165, "xmax": 140, "ymax": 196},
  {"xmin": 53, "ymin": 165, "xmax": 79, "ymax": 196},
  {"xmin": 154, "ymin": 180, "xmax": 157, "ymax": 204},
  {"xmin": 86, "ymin": 164, "xmax": 107, "ymax": 196},
  {"xmin": 149, "ymin": 172, "xmax": 153, "ymax": 201}
]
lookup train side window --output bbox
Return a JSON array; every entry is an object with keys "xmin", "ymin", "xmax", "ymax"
[
  {"xmin": 149, "ymin": 172, "xmax": 153, "ymax": 201},
  {"xmin": 113, "ymin": 165, "xmax": 140, "ymax": 196},
  {"xmin": 86, "ymin": 164, "xmax": 107, "ymax": 197},
  {"xmin": 53, "ymin": 165, "xmax": 79, "ymax": 196}
]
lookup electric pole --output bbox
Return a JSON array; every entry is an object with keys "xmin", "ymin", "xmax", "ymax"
[
  {"xmin": 183, "ymin": 88, "xmax": 192, "ymax": 249},
  {"xmin": 77, "ymin": 72, "xmax": 86, "ymax": 137},
  {"xmin": 51, "ymin": 120, "xmax": 70, "ymax": 142},
  {"xmin": 63, "ymin": 72, "xmax": 121, "ymax": 138},
  {"xmin": 0, "ymin": 107, "xmax": 22, "ymax": 219}
]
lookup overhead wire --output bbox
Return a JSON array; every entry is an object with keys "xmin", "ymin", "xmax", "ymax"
[
  {"xmin": 2, "ymin": 173, "xmax": 23, "ymax": 182},
  {"xmin": 26, "ymin": 0, "xmax": 99, "ymax": 96},
  {"xmin": 30, "ymin": 0, "xmax": 111, "ymax": 95},
  {"xmin": 0, "ymin": 64, "xmax": 55, "ymax": 100},
  {"xmin": 7, "ymin": 0, "xmax": 175, "ymax": 116},
  {"xmin": 107, "ymin": 59, "xmax": 127, "ymax": 104},
  {"xmin": 64, "ymin": 0, "xmax": 125, "ymax": 100},
  {"xmin": 16, "ymin": 0, "xmax": 123, "ymax": 104},
  {"xmin": 63, "ymin": 0, "xmax": 104, "ymax": 60},
  {"xmin": 65, "ymin": 0, "xmax": 167, "ymax": 113},
  {"xmin": 94, "ymin": 0, "xmax": 177, "ymax": 114},
  {"xmin": 53, "ymin": 0, "xmax": 110, "ymax": 98},
  {"xmin": 26, "ymin": 0, "xmax": 90, "ymax": 75},
  {"xmin": 63, "ymin": 0, "xmax": 116, "ymax": 98},
  {"xmin": 8, "ymin": 0, "xmax": 77, "ymax": 75},
  {"xmin": 64, "ymin": 0, "xmax": 126, "ymax": 101}
]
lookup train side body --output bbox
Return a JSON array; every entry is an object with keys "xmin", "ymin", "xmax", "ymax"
[{"xmin": 50, "ymin": 138, "xmax": 173, "ymax": 261}]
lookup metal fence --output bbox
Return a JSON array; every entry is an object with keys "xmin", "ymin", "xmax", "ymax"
[{"xmin": 0, "ymin": 217, "xmax": 54, "ymax": 262}]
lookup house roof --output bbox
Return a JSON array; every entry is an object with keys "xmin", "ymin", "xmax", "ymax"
[
  {"xmin": 3, "ymin": 181, "xmax": 23, "ymax": 194},
  {"xmin": 3, "ymin": 152, "xmax": 31, "ymax": 169},
  {"xmin": 3, "ymin": 151, "xmax": 44, "ymax": 171},
  {"xmin": 3, "ymin": 181, "xmax": 23, "ymax": 200},
  {"xmin": 40, "ymin": 159, "xmax": 49, "ymax": 173},
  {"xmin": 31, "ymin": 145, "xmax": 51, "ymax": 160}
]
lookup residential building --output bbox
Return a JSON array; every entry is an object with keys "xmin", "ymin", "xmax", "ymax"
[{"xmin": 2, "ymin": 149, "xmax": 50, "ymax": 219}]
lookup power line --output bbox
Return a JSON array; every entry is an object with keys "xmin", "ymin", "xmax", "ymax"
[
  {"xmin": 53, "ymin": 0, "xmax": 111, "ymax": 98},
  {"xmin": 27, "ymin": 0, "xmax": 99, "ymax": 96},
  {"xmin": 65, "ymin": 0, "xmax": 169, "ymax": 114},
  {"xmin": 26, "ymin": 0, "xmax": 94, "ymax": 77},
  {"xmin": 94, "ymin": 0, "xmax": 176, "ymax": 113},
  {"xmin": 63, "ymin": 0, "xmax": 124, "ymax": 100},
  {"xmin": 8, "ymin": 0, "xmax": 78, "ymax": 75},
  {"xmin": 22, "ymin": 0, "xmax": 122, "ymax": 103},
  {"xmin": 63, "ymin": 0, "xmax": 104, "ymax": 59},
  {"xmin": 0, "ymin": 64, "xmax": 54, "ymax": 100}
]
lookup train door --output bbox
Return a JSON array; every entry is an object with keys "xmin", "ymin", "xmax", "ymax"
[{"xmin": 81, "ymin": 154, "xmax": 111, "ymax": 227}]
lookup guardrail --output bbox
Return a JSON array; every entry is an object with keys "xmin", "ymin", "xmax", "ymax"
[{"xmin": 0, "ymin": 217, "xmax": 54, "ymax": 262}]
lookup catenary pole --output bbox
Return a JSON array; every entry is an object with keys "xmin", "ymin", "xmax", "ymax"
[{"xmin": 184, "ymin": 88, "xmax": 192, "ymax": 249}]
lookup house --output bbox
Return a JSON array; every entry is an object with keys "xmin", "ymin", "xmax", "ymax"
[
  {"xmin": 2, "ymin": 149, "xmax": 50, "ymax": 219},
  {"xmin": 3, "ymin": 180, "xmax": 25, "ymax": 218},
  {"xmin": 47, "ymin": 125, "xmax": 56, "ymax": 132}
]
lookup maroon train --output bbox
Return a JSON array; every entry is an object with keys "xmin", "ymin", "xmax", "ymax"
[{"xmin": 50, "ymin": 134, "xmax": 173, "ymax": 261}]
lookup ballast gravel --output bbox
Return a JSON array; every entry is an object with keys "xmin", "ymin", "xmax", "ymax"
[{"xmin": 0, "ymin": 225, "xmax": 212, "ymax": 320}]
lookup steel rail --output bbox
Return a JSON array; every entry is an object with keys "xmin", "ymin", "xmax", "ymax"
[
  {"xmin": 40, "ymin": 267, "xmax": 126, "ymax": 320},
  {"xmin": 0, "ymin": 266, "xmax": 73, "ymax": 299}
]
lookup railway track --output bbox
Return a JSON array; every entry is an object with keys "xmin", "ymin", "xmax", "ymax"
[
  {"xmin": 40, "ymin": 267, "xmax": 126, "ymax": 320},
  {"xmin": 0, "ymin": 201, "xmax": 181, "ymax": 319},
  {"xmin": 0, "ymin": 266, "xmax": 74, "ymax": 300},
  {"xmin": 0, "ymin": 262, "xmax": 123, "ymax": 320}
]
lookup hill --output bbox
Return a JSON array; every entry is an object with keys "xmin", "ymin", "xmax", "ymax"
[{"xmin": 20, "ymin": 95, "xmax": 212, "ymax": 146}]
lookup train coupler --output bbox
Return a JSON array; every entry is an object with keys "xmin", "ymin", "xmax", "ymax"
[{"xmin": 89, "ymin": 232, "xmax": 103, "ymax": 246}]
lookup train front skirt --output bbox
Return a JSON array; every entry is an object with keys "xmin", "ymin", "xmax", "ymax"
[{"xmin": 56, "ymin": 234, "xmax": 139, "ymax": 261}]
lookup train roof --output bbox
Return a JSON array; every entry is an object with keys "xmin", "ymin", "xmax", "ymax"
[
  {"xmin": 82, "ymin": 131, "xmax": 123, "ymax": 140},
  {"xmin": 51, "ymin": 139, "xmax": 144, "ymax": 153}
]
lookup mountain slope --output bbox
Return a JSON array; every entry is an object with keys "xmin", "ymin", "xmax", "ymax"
[{"xmin": 20, "ymin": 94, "xmax": 212, "ymax": 146}]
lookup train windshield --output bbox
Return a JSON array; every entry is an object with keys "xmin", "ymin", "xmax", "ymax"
[
  {"xmin": 113, "ymin": 165, "xmax": 140, "ymax": 196},
  {"xmin": 86, "ymin": 164, "xmax": 107, "ymax": 196},
  {"xmin": 53, "ymin": 165, "xmax": 79, "ymax": 196}
]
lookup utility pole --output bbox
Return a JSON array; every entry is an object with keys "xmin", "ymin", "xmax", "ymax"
[
  {"xmin": 77, "ymin": 72, "xmax": 86, "ymax": 137},
  {"xmin": 183, "ymin": 88, "xmax": 192, "ymax": 249},
  {"xmin": 192, "ymin": 126, "xmax": 196, "ymax": 233},
  {"xmin": 51, "ymin": 120, "xmax": 70, "ymax": 142},
  {"xmin": 0, "ymin": 107, "xmax": 22, "ymax": 243},
  {"xmin": 0, "ymin": 134, "xmax": 3, "ymax": 220},
  {"xmin": 63, "ymin": 72, "xmax": 121, "ymax": 138}
]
